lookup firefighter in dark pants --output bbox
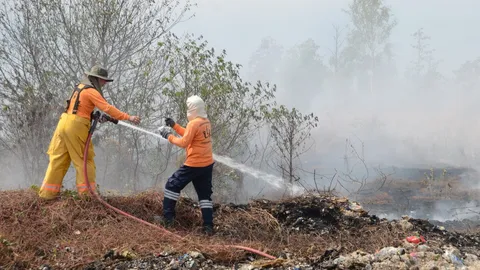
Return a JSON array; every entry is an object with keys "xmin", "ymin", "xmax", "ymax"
[{"xmin": 157, "ymin": 95, "xmax": 215, "ymax": 235}]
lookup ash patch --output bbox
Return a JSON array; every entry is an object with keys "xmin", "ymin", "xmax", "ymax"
[{"xmin": 250, "ymin": 195, "xmax": 379, "ymax": 234}]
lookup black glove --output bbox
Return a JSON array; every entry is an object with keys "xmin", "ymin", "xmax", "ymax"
[
  {"xmin": 157, "ymin": 126, "xmax": 173, "ymax": 140},
  {"xmin": 99, "ymin": 114, "xmax": 107, "ymax": 123},
  {"xmin": 165, "ymin": 117, "xmax": 175, "ymax": 128},
  {"xmin": 99, "ymin": 114, "xmax": 119, "ymax": 124}
]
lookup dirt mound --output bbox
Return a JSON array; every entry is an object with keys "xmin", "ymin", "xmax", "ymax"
[
  {"xmin": 409, "ymin": 218, "xmax": 480, "ymax": 255},
  {"xmin": 250, "ymin": 196, "xmax": 377, "ymax": 232},
  {"xmin": 1, "ymin": 189, "xmax": 480, "ymax": 269},
  {"xmin": 428, "ymin": 218, "xmax": 480, "ymax": 233}
]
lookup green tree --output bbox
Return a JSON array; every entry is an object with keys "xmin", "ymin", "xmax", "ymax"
[
  {"xmin": 454, "ymin": 58, "xmax": 480, "ymax": 93},
  {"xmin": 0, "ymin": 0, "xmax": 192, "ymax": 187},
  {"xmin": 263, "ymin": 105, "xmax": 318, "ymax": 184},
  {"xmin": 407, "ymin": 28, "xmax": 441, "ymax": 91},
  {"xmin": 247, "ymin": 36, "xmax": 284, "ymax": 83},
  {"xmin": 279, "ymin": 39, "xmax": 326, "ymax": 109},
  {"xmin": 327, "ymin": 24, "xmax": 347, "ymax": 75},
  {"xmin": 343, "ymin": 0, "xmax": 397, "ymax": 94},
  {"xmin": 160, "ymin": 35, "xmax": 277, "ymax": 157},
  {"xmin": 325, "ymin": 24, "xmax": 352, "ymax": 95}
]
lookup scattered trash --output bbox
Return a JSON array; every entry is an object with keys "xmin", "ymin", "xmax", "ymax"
[
  {"xmin": 39, "ymin": 265, "xmax": 51, "ymax": 270},
  {"xmin": 348, "ymin": 201, "xmax": 363, "ymax": 211},
  {"xmin": 406, "ymin": 235, "xmax": 426, "ymax": 244},
  {"xmin": 3, "ymin": 190, "xmax": 480, "ymax": 269},
  {"xmin": 450, "ymin": 254, "xmax": 464, "ymax": 267},
  {"xmin": 398, "ymin": 219, "xmax": 414, "ymax": 231},
  {"xmin": 120, "ymin": 250, "xmax": 137, "ymax": 260},
  {"xmin": 187, "ymin": 251, "xmax": 205, "ymax": 261},
  {"xmin": 375, "ymin": 247, "xmax": 405, "ymax": 261},
  {"xmin": 416, "ymin": 244, "xmax": 430, "ymax": 252}
]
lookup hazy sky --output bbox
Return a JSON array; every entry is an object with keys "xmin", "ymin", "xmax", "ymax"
[
  {"xmin": 171, "ymin": 0, "xmax": 480, "ymax": 174},
  {"xmin": 173, "ymin": 0, "xmax": 480, "ymax": 76}
]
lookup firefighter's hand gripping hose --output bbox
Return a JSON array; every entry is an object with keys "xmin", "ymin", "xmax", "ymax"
[{"xmin": 82, "ymin": 113, "xmax": 276, "ymax": 260}]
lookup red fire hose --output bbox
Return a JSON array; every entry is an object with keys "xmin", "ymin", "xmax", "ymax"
[{"xmin": 82, "ymin": 118, "xmax": 276, "ymax": 260}]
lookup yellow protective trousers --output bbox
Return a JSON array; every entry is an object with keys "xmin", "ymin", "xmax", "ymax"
[{"xmin": 39, "ymin": 113, "xmax": 96, "ymax": 199}]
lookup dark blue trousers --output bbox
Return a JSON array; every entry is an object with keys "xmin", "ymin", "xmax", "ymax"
[{"xmin": 163, "ymin": 163, "xmax": 214, "ymax": 226}]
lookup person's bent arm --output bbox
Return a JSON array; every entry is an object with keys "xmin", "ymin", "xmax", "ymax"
[
  {"xmin": 168, "ymin": 122, "xmax": 195, "ymax": 148},
  {"xmin": 173, "ymin": 123, "xmax": 185, "ymax": 136},
  {"xmin": 86, "ymin": 89, "xmax": 140, "ymax": 124},
  {"xmin": 87, "ymin": 90, "xmax": 129, "ymax": 120}
]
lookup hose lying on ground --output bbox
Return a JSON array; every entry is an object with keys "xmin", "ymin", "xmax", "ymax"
[{"xmin": 82, "ymin": 126, "xmax": 276, "ymax": 260}]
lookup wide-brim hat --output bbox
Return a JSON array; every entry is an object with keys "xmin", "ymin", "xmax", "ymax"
[{"xmin": 84, "ymin": 65, "xmax": 113, "ymax": 82}]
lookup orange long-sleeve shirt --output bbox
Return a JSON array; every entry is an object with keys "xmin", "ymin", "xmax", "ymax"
[
  {"xmin": 168, "ymin": 117, "xmax": 214, "ymax": 167},
  {"xmin": 66, "ymin": 84, "xmax": 130, "ymax": 120}
]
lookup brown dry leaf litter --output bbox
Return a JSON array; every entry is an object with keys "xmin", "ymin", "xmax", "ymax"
[{"xmin": 1, "ymin": 189, "xmax": 479, "ymax": 269}]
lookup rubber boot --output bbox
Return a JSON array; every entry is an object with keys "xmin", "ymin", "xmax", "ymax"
[
  {"xmin": 162, "ymin": 197, "xmax": 177, "ymax": 226},
  {"xmin": 201, "ymin": 208, "xmax": 214, "ymax": 235},
  {"xmin": 153, "ymin": 215, "xmax": 174, "ymax": 228}
]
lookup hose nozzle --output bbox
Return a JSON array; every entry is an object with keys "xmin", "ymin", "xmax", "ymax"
[{"xmin": 100, "ymin": 113, "xmax": 119, "ymax": 124}]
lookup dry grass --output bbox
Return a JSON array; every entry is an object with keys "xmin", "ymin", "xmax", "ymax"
[
  {"xmin": 359, "ymin": 192, "xmax": 393, "ymax": 205},
  {"xmin": 0, "ymin": 189, "xmax": 410, "ymax": 269}
]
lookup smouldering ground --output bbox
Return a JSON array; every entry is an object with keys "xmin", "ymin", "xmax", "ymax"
[{"xmin": 1, "ymin": 188, "xmax": 480, "ymax": 269}]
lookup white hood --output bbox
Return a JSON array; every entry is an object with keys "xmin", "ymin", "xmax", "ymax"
[{"xmin": 187, "ymin": 95, "xmax": 207, "ymax": 121}]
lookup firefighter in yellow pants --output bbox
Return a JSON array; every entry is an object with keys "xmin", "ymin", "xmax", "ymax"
[{"xmin": 39, "ymin": 65, "xmax": 141, "ymax": 199}]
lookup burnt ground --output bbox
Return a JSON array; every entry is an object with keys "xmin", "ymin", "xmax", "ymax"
[
  {"xmin": 1, "ymin": 181, "xmax": 480, "ymax": 269},
  {"xmin": 355, "ymin": 166, "xmax": 480, "ymax": 227}
]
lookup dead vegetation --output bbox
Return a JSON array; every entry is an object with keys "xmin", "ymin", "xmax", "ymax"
[
  {"xmin": 0, "ymin": 189, "xmax": 401, "ymax": 269},
  {"xmin": 0, "ymin": 188, "xmax": 480, "ymax": 269}
]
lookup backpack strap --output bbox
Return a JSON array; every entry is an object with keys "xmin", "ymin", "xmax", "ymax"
[{"xmin": 64, "ymin": 84, "xmax": 92, "ymax": 114}]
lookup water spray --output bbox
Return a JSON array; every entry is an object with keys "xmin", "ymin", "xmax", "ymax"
[
  {"xmin": 118, "ymin": 121, "xmax": 168, "ymax": 142},
  {"xmin": 83, "ymin": 113, "xmax": 276, "ymax": 260},
  {"xmin": 116, "ymin": 120, "xmax": 303, "ymax": 194}
]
